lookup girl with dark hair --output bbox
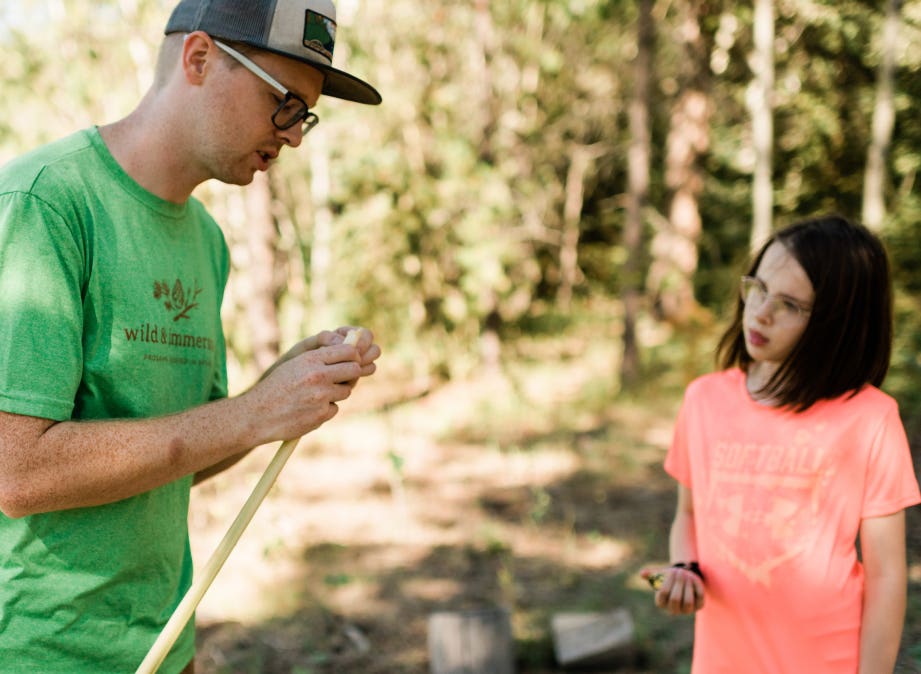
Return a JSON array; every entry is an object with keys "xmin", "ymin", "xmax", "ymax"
[{"xmin": 642, "ymin": 215, "xmax": 920, "ymax": 674}]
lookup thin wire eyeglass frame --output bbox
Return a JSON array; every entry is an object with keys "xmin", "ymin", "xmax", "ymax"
[
  {"xmin": 214, "ymin": 39, "xmax": 320, "ymax": 136},
  {"xmin": 739, "ymin": 275, "xmax": 812, "ymax": 322}
]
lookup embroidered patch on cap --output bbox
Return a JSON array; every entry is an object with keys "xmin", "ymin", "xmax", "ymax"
[{"xmin": 303, "ymin": 10, "xmax": 336, "ymax": 60}]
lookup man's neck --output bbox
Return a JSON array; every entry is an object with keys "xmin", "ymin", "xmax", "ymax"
[{"xmin": 98, "ymin": 103, "xmax": 203, "ymax": 204}]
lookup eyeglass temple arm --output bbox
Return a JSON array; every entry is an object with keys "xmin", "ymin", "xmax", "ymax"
[{"xmin": 213, "ymin": 40, "xmax": 290, "ymax": 95}]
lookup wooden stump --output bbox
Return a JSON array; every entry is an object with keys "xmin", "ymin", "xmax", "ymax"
[
  {"xmin": 551, "ymin": 608, "xmax": 635, "ymax": 668},
  {"xmin": 428, "ymin": 607, "xmax": 515, "ymax": 674}
]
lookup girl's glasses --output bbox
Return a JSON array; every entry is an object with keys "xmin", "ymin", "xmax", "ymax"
[
  {"xmin": 214, "ymin": 40, "xmax": 320, "ymax": 136},
  {"xmin": 740, "ymin": 276, "xmax": 812, "ymax": 322}
]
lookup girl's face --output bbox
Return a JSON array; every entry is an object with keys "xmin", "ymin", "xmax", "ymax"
[{"xmin": 742, "ymin": 241, "xmax": 815, "ymax": 374}]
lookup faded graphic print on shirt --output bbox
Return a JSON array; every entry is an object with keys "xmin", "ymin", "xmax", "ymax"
[{"xmin": 704, "ymin": 425, "xmax": 836, "ymax": 586}]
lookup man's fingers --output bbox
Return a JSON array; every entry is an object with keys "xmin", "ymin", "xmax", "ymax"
[
  {"xmin": 327, "ymin": 329, "xmax": 381, "ymax": 374},
  {"xmin": 361, "ymin": 342, "xmax": 382, "ymax": 364},
  {"xmin": 327, "ymin": 360, "xmax": 362, "ymax": 384},
  {"xmin": 319, "ymin": 344, "xmax": 363, "ymax": 365}
]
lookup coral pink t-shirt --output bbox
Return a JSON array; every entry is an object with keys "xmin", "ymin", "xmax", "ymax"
[{"xmin": 665, "ymin": 368, "xmax": 921, "ymax": 674}]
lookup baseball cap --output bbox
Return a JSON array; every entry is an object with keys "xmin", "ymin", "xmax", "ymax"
[{"xmin": 165, "ymin": 0, "xmax": 381, "ymax": 105}]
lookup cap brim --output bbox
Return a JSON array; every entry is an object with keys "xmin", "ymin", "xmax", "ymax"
[
  {"xmin": 258, "ymin": 45, "xmax": 381, "ymax": 105},
  {"xmin": 317, "ymin": 64, "xmax": 382, "ymax": 105}
]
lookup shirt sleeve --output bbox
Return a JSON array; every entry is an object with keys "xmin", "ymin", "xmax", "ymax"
[
  {"xmin": 861, "ymin": 400, "xmax": 921, "ymax": 519},
  {"xmin": 664, "ymin": 387, "xmax": 694, "ymax": 487},
  {"xmin": 0, "ymin": 191, "xmax": 85, "ymax": 420}
]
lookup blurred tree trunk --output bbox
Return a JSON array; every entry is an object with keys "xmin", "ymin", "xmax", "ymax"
[
  {"xmin": 862, "ymin": 0, "xmax": 901, "ymax": 231},
  {"xmin": 309, "ymin": 129, "xmax": 334, "ymax": 329},
  {"xmin": 472, "ymin": 0, "xmax": 498, "ymax": 165},
  {"xmin": 472, "ymin": 0, "xmax": 503, "ymax": 368},
  {"xmin": 748, "ymin": 0, "xmax": 774, "ymax": 250},
  {"xmin": 118, "ymin": 0, "xmax": 155, "ymax": 94},
  {"xmin": 621, "ymin": 0, "xmax": 654, "ymax": 386},
  {"xmin": 647, "ymin": 0, "xmax": 711, "ymax": 326},
  {"xmin": 244, "ymin": 172, "xmax": 282, "ymax": 372},
  {"xmin": 559, "ymin": 143, "xmax": 604, "ymax": 313}
]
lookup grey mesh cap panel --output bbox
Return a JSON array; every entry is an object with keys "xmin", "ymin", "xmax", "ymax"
[
  {"xmin": 168, "ymin": 1, "xmax": 277, "ymax": 43},
  {"xmin": 165, "ymin": 0, "xmax": 381, "ymax": 105}
]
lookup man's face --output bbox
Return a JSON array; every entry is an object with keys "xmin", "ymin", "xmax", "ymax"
[{"xmin": 200, "ymin": 39, "xmax": 325, "ymax": 185}]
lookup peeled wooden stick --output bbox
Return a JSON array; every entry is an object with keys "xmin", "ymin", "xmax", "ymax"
[{"xmin": 136, "ymin": 329, "xmax": 362, "ymax": 674}]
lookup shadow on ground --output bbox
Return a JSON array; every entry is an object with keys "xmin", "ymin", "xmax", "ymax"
[{"xmin": 189, "ymin": 362, "xmax": 921, "ymax": 674}]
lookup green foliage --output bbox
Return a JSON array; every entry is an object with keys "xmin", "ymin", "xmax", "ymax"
[
  {"xmin": 1, "ymin": 0, "xmax": 920, "ymax": 409},
  {"xmin": 887, "ymin": 288, "xmax": 921, "ymax": 439}
]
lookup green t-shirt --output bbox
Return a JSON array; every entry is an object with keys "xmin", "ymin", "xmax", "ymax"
[{"xmin": 0, "ymin": 128, "xmax": 230, "ymax": 673}]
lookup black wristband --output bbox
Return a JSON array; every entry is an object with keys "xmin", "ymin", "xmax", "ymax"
[{"xmin": 671, "ymin": 561, "xmax": 705, "ymax": 581}]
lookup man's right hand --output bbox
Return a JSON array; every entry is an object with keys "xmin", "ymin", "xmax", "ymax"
[{"xmin": 243, "ymin": 337, "xmax": 365, "ymax": 444}]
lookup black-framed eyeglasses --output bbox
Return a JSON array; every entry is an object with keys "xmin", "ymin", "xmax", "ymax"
[
  {"xmin": 740, "ymin": 275, "xmax": 812, "ymax": 322},
  {"xmin": 214, "ymin": 40, "xmax": 320, "ymax": 136}
]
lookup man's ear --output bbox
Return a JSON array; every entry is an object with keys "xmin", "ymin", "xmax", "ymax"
[{"xmin": 181, "ymin": 31, "xmax": 214, "ymax": 84}]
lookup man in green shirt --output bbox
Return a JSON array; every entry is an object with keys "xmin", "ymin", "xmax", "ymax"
[{"xmin": 0, "ymin": 1, "xmax": 381, "ymax": 672}]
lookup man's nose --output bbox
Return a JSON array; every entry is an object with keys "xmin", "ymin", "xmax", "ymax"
[{"xmin": 278, "ymin": 125, "xmax": 303, "ymax": 149}]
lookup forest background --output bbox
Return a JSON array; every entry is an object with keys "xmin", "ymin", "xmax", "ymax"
[{"xmin": 2, "ymin": 1, "xmax": 921, "ymax": 672}]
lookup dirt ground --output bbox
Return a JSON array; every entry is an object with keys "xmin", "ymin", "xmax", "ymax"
[{"xmin": 185, "ymin": 344, "xmax": 921, "ymax": 674}]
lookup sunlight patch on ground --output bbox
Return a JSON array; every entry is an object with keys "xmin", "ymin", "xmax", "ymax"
[
  {"xmin": 400, "ymin": 577, "xmax": 466, "ymax": 602},
  {"xmin": 188, "ymin": 358, "xmax": 675, "ymax": 642}
]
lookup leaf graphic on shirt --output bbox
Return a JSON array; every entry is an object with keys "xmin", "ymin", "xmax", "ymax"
[
  {"xmin": 172, "ymin": 280, "xmax": 186, "ymax": 307},
  {"xmin": 152, "ymin": 279, "xmax": 204, "ymax": 321}
]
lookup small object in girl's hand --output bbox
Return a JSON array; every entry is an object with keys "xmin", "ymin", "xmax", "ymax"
[{"xmin": 646, "ymin": 561, "xmax": 704, "ymax": 590}]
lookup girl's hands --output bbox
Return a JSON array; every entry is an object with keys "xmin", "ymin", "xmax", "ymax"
[{"xmin": 640, "ymin": 564, "xmax": 705, "ymax": 615}]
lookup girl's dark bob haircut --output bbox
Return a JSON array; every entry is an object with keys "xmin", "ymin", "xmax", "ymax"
[{"xmin": 716, "ymin": 214, "xmax": 892, "ymax": 411}]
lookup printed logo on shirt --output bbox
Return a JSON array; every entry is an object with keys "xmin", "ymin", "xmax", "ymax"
[
  {"xmin": 704, "ymin": 426, "xmax": 836, "ymax": 586},
  {"xmin": 122, "ymin": 322, "xmax": 216, "ymax": 352},
  {"xmin": 118, "ymin": 278, "xmax": 216, "ymax": 362},
  {"xmin": 154, "ymin": 279, "xmax": 202, "ymax": 322}
]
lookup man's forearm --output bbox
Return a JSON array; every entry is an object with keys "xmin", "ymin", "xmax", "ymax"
[
  {"xmin": 0, "ymin": 396, "xmax": 257, "ymax": 517},
  {"xmin": 0, "ymin": 332, "xmax": 373, "ymax": 517}
]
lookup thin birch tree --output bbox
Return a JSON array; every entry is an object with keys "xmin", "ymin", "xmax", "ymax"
[
  {"xmin": 862, "ymin": 0, "xmax": 901, "ymax": 231},
  {"xmin": 646, "ymin": 0, "xmax": 712, "ymax": 326},
  {"xmin": 621, "ymin": 0, "xmax": 654, "ymax": 386},
  {"xmin": 748, "ymin": 0, "xmax": 774, "ymax": 250}
]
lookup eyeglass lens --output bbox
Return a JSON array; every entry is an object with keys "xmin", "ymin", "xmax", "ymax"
[
  {"xmin": 740, "ymin": 277, "xmax": 808, "ymax": 319},
  {"xmin": 272, "ymin": 94, "xmax": 319, "ymax": 135},
  {"xmin": 741, "ymin": 278, "xmax": 764, "ymax": 304}
]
